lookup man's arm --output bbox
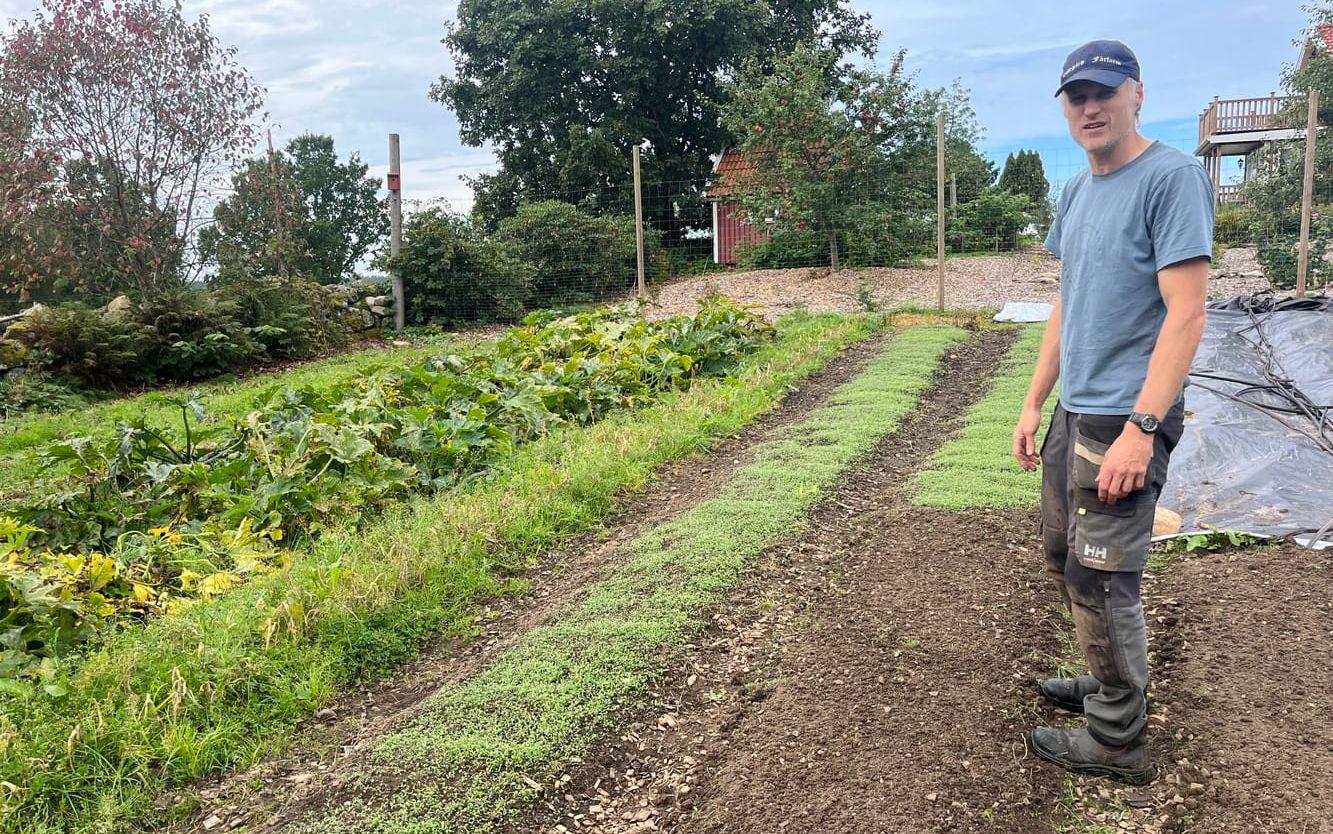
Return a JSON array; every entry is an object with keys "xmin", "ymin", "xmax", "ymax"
[
  {"xmin": 1096, "ymin": 256, "xmax": 1209, "ymax": 502},
  {"xmin": 1013, "ymin": 297, "xmax": 1061, "ymax": 471}
]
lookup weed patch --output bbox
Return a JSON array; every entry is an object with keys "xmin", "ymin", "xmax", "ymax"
[
  {"xmin": 912, "ymin": 324, "xmax": 1053, "ymax": 508},
  {"xmin": 291, "ymin": 326, "xmax": 967, "ymax": 834}
]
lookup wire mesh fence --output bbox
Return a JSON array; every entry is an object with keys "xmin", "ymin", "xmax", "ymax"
[{"xmin": 387, "ymin": 98, "xmax": 1326, "ymax": 327}]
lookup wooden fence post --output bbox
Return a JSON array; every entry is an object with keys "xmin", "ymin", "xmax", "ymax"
[
  {"xmin": 633, "ymin": 144, "xmax": 646, "ymax": 298},
  {"xmin": 388, "ymin": 133, "xmax": 404, "ymax": 329},
  {"xmin": 1296, "ymin": 89, "xmax": 1319, "ymax": 298},
  {"xmin": 936, "ymin": 113, "xmax": 945, "ymax": 311}
]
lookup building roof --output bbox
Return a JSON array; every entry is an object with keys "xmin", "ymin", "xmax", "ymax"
[
  {"xmin": 1298, "ymin": 23, "xmax": 1333, "ymax": 69},
  {"xmin": 705, "ymin": 148, "xmax": 759, "ymax": 201},
  {"xmin": 1318, "ymin": 23, "xmax": 1333, "ymax": 52}
]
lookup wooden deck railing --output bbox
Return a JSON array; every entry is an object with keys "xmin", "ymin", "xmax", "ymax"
[
  {"xmin": 1217, "ymin": 183, "xmax": 1245, "ymax": 205},
  {"xmin": 1198, "ymin": 95, "xmax": 1299, "ymax": 144}
]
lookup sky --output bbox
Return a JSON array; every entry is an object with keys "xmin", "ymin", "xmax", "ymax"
[{"xmin": 0, "ymin": 0, "xmax": 1316, "ymax": 208}]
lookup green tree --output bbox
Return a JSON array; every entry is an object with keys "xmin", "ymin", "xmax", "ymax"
[
  {"xmin": 433, "ymin": 0, "xmax": 878, "ymax": 230},
  {"xmin": 200, "ymin": 135, "xmax": 388, "ymax": 285},
  {"xmin": 286, "ymin": 134, "xmax": 388, "ymax": 282},
  {"xmin": 198, "ymin": 152, "xmax": 310, "ymax": 283},
  {"xmin": 998, "ymin": 150, "xmax": 1049, "ymax": 208},
  {"xmin": 721, "ymin": 46, "xmax": 956, "ymax": 270}
]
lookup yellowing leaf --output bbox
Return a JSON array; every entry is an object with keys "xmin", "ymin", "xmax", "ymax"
[{"xmin": 195, "ymin": 572, "xmax": 241, "ymax": 598}]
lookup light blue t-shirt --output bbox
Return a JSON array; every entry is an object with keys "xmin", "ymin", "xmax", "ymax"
[{"xmin": 1045, "ymin": 141, "xmax": 1214, "ymax": 415}]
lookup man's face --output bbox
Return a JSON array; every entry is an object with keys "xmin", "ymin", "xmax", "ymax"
[{"xmin": 1061, "ymin": 79, "xmax": 1142, "ymax": 154}]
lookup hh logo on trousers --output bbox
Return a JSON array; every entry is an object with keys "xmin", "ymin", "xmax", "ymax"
[{"xmin": 1084, "ymin": 543, "xmax": 1108, "ymax": 562}]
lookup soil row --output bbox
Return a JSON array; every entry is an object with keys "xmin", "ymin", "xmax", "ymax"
[
  {"xmin": 166, "ymin": 329, "xmax": 902, "ymax": 832},
  {"xmin": 514, "ymin": 331, "xmax": 1331, "ymax": 834}
]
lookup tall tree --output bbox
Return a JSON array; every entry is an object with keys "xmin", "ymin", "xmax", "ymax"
[
  {"xmin": 433, "ymin": 0, "xmax": 878, "ymax": 229},
  {"xmin": 719, "ymin": 46, "xmax": 934, "ymax": 270},
  {"xmin": 198, "ymin": 152, "xmax": 309, "ymax": 283},
  {"xmin": 0, "ymin": 0, "xmax": 264, "ymax": 299},
  {"xmin": 201, "ymin": 136, "xmax": 389, "ymax": 284},
  {"xmin": 0, "ymin": 110, "xmax": 74, "ymax": 309},
  {"xmin": 998, "ymin": 149, "xmax": 1049, "ymax": 209},
  {"xmin": 286, "ymin": 134, "xmax": 388, "ymax": 282}
]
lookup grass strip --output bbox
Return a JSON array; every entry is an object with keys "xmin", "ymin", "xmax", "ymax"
[
  {"xmin": 0, "ymin": 335, "xmax": 482, "ymax": 499},
  {"xmin": 2, "ymin": 312, "xmax": 880, "ymax": 834},
  {"xmin": 912, "ymin": 324, "xmax": 1054, "ymax": 509},
  {"xmin": 292, "ymin": 325, "xmax": 968, "ymax": 834}
]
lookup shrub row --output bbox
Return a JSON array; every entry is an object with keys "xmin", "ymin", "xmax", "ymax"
[
  {"xmin": 394, "ymin": 200, "xmax": 668, "ymax": 325},
  {"xmin": 734, "ymin": 188, "xmax": 1033, "ymax": 269},
  {"xmin": 1, "ymin": 278, "xmax": 363, "ymax": 396},
  {"xmin": 0, "ymin": 298, "xmax": 773, "ymax": 681}
]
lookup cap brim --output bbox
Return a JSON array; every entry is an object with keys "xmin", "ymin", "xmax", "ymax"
[{"xmin": 1054, "ymin": 68, "xmax": 1130, "ymax": 97}]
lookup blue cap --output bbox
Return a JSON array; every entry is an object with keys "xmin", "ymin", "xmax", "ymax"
[{"xmin": 1056, "ymin": 40, "xmax": 1140, "ymax": 97}]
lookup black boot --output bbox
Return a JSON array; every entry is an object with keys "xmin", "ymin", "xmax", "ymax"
[
  {"xmin": 1027, "ymin": 726, "xmax": 1155, "ymax": 786},
  {"xmin": 1037, "ymin": 674, "xmax": 1098, "ymax": 712}
]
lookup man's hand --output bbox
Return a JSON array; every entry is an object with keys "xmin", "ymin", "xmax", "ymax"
[
  {"xmin": 1013, "ymin": 405, "xmax": 1044, "ymax": 472},
  {"xmin": 1097, "ymin": 424, "xmax": 1154, "ymax": 503}
]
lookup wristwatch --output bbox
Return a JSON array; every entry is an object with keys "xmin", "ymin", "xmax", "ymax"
[{"xmin": 1127, "ymin": 411, "xmax": 1160, "ymax": 434}]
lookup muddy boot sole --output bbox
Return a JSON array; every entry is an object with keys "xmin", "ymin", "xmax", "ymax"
[{"xmin": 1026, "ymin": 733, "xmax": 1156, "ymax": 786}]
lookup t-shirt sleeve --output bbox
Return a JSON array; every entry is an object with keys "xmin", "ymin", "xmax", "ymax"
[
  {"xmin": 1147, "ymin": 164, "xmax": 1215, "ymax": 271},
  {"xmin": 1044, "ymin": 191, "xmax": 1064, "ymax": 258}
]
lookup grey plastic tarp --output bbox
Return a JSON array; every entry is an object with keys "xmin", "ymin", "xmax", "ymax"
[{"xmin": 1158, "ymin": 295, "xmax": 1333, "ymax": 545}]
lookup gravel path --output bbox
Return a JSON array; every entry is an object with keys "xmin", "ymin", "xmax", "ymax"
[{"xmin": 649, "ymin": 247, "xmax": 1275, "ymax": 319}]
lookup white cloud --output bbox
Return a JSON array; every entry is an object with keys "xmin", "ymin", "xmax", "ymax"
[
  {"xmin": 367, "ymin": 149, "xmax": 496, "ymax": 214},
  {"xmin": 192, "ymin": 0, "xmax": 320, "ymax": 39}
]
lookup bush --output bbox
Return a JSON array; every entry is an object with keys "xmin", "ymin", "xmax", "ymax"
[
  {"xmin": 735, "ymin": 228, "xmax": 827, "ymax": 269},
  {"xmin": 496, "ymin": 200, "xmax": 665, "ymax": 304},
  {"xmin": 735, "ymin": 205, "xmax": 933, "ymax": 270},
  {"xmin": 1252, "ymin": 207, "xmax": 1333, "ymax": 290},
  {"xmin": 842, "ymin": 203, "xmax": 934, "ymax": 267},
  {"xmin": 391, "ymin": 207, "xmax": 531, "ymax": 326},
  {"xmin": 215, "ymin": 273, "xmax": 360, "ymax": 359},
  {"xmin": 1214, "ymin": 205, "xmax": 1254, "ymax": 247},
  {"xmin": 948, "ymin": 188, "xmax": 1031, "ymax": 252},
  {"xmin": 136, "ymin": 290, "xmax": 263, "ymax": 382},
  {"xmin": 6, "ymin": 304, "xmax": 155, "ymax": 388}
]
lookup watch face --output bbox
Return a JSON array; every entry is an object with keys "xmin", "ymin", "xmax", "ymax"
[{"xmin": 1140, "ymin": 415, "xmax": 1159, "ymax": 432}]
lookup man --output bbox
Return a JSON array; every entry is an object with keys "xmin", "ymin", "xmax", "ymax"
[{"xmin": 1012, "ymin": 40, "xmax": 1212, "ymax": 785}]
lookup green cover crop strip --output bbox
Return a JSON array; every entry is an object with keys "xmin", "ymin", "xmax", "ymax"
[
  {"xmin": 912, "ymin": 324, "xmax": 1053, "ymax": 509},
  {"xmin": 293, "ymin": 325, "xmax": 967, "ymax": 834},
  {"xmin": 1, "ymin": 312, "xmax": 877, "ymax": 834}
]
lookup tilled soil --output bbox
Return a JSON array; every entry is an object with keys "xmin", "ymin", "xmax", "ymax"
[
  {"xmin": 1127, "ymin": 544, "xmax": 1333, "ymax": 834},
  {"xmin": 161, "ymin": 330, "xmax": 902, "ymax": 833},
  {"xmin": 165, "ymin": 321, "xmax": 1331, "ymax": 834},
  {"xmin": 516, "ymin": 329, "xmax": 1070, "ymax": 834},
  {"xmin": 517, "ymin": 337, "xmax": 1331, "ymax": 834}
]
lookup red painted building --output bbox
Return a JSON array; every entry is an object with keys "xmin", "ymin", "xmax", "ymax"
[{"xmin": 705, "ymin": 148, "xmax": 768, "ymax": 265}]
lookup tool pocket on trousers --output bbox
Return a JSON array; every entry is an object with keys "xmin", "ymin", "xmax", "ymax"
[{"xmin": 1071, "ymin": 416, "xmax": 1154, "ymax": 571}]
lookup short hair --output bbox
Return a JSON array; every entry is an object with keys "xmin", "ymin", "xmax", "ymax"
[{"xmin": 1123, "ymin": 77, "xmax": 1143, "ymax": 122}]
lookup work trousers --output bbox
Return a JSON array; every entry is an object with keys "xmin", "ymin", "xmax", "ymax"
[{"xmin": 1040, "ymin": 402, "xmax": 1184, "ymax": 747}]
